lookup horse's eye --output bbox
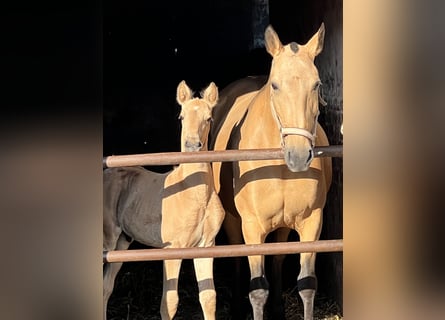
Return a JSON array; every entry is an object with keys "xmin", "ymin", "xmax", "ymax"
[
  {"xmin": 178, "ymin": 115, "xmax": 184, "ymax": 120},
  {"xmin": 313, "ymin": 81, "xmax": 322, "ymax": 91},
  {"xmin": 206, "ymin": 117, "xmax": 213, "ymax": 123},
  {"xmin": 271, "ymin": 82, "xmax": 279, "ymax": 91}
]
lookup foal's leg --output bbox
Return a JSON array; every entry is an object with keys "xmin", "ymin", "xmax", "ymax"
[
  {"xmin": 103, "ymin": 233, "xmax": 132, "ymax": 320},
  {"xmin": 242, "ymin": 221, "xmax": 268, "ymax": 320},
  {"xmin": 193, "ymin": 257, "xmax": 217, "ymax": 320},
  {"xmin": 296, "ymin": 208, "xmax": 323, "ymax": 320},
  {"xmin": 160, "ymin": 259, "xmax": 182, "ymax": 320}
]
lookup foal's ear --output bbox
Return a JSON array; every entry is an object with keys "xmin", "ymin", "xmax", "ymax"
[
  {"xmin": 305, "ymin": 22, "xmax": 325, "ymax": 59},
  {"xmin": 176, "ymin": 80, "xmax": 193, "ymax": 105},
  {"xmin": 265, "ymin": 25, "xmax": 283, "ymax": 57},
  {"xmin": 201, "ymin": 82, "xmax": 219, "ymax": 108}
]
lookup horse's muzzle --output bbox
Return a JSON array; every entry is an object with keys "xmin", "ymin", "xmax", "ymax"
[{"xmin": 284, "ymin": 147, "xmax": 313, "ymax": 172}]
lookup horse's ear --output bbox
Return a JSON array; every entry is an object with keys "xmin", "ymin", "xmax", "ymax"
[
  {"xmin": 202, "ymin": 82, "xmax": 219, "ymax": 108},
  {"xmin": 264, "ymin": 25, "xmax": 283, "ymax": 57},
  {"xmin": 176, "ymin": 80, "xmax": 193, "ymax": 105},
  {"xmin": 305, "ymin": 22, "xmax": 325, "ymax": 58}
]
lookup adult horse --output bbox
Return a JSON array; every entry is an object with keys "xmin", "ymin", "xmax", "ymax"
[
  {"xmin": 103, "ymin": 81, "xmax": 225, "ymax": 320},
  {"xmin": 210, "ymin": 24, "xmax": 332, "ymax": 320}
]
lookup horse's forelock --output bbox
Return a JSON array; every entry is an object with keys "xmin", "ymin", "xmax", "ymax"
[{"xmin": 289, "ymin": 42, "xmax": 299, "ymax": 53}]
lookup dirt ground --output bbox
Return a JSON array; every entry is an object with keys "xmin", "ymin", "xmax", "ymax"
[{"xmin": 107, "ymin": 252, "xmax": 342, "ymax": 320}]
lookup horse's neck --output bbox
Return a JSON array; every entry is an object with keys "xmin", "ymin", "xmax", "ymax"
[
  {"xmin": 176, "ymin": 145, "xmax": 213, "ymax": 184},
  {"xmin": 242, "ymin": 86, "xmax": 282, "ymax": 148}
]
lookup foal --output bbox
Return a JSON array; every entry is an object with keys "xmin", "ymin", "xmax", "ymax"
[{"xmin": 103, "ymin": 81, "xmax": 225, "ymax": 320}]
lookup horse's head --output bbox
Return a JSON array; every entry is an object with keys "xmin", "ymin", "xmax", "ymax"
[
  {"xmin": 176, "ymin": 80, "xmax": 219, "ymax": 152},
  {"xmin": 265, "ymin": 23, "xmax": 325, "ymax": 172}
]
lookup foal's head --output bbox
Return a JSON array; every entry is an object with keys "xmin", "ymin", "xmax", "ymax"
[
  {"xmin": 176, "ymin": 81, "xmax": 219, "ymax": 152},
  {"xmin": 265, "ymin": 23, "xmax": 325, "ymax": 172}
]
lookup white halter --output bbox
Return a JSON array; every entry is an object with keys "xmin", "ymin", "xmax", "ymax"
[{"xmin": 270, "ymin": 100, "xmax": 318, "ymax": 148}]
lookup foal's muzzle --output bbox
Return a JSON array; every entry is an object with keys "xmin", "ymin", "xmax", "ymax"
[{"xmin": 184, "ymin": 139, "xmax": 203, "ymax": 152}]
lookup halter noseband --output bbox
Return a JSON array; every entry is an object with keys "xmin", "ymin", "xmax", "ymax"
[
  {"xmin": 280, "ymin": 127, "xmax": 316, "ymax": 147},
  {"xmin": 270, "ymin": 101, "xmax": 318, "ymax": 148}
]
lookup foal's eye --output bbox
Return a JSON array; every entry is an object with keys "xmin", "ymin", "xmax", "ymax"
[
  {"xmin": 178, "ymin": 115, "xmax": 184, "ymax": 120},
  {"xmin": 271, "ymin": 82, "xmax": 279, "ymax": 91}
]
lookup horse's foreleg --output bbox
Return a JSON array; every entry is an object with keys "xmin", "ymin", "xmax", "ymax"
[
  {"xmin": 103, "ymin": 233, "xmax": 131, "ymax": 320},
  {"xmin": 268, "ymin": 228, "xmax": 291, "ymax": 319},
  {"xmin": 242, "ymin": 222, "xmax": 268, "ymax": 320},
  {"xmin": 160, "ymin": 259, "xmax": 182, "ymax": 320},
  {"xmin": 222, "ymin": 211, "xmax": 248, "ymax": 319},
  {"xmin": 296, "ymin": 208, "xmax": 323, "ymax": 320},
  {"xmin": 103, "ymin": 263, "xmax": 122, "ymax": 320},
  {"xmin": 193, "ymin": 257, "xmax": 216, "ymax": 320}
]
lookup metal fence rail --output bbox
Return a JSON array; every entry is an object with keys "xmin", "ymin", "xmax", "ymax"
[
  {"xmin": 103, "ymin": 145, "xmax": 342, "ymax": 168},
  {"xmin": 104, "ymin": 239, "xmax": 343, "ymax": 263}
]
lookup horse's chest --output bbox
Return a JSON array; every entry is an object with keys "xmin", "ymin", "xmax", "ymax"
[
  {"xmin": 235, "ymin": 168, "xmax": 321, "ymax": 223},
  {"xmin": 161, "ymin": 185, "xmax": 213, "ymax": 245}
]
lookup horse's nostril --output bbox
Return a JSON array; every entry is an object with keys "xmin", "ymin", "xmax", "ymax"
[
  {"xmin": 185, "ymin": 140, "xmax": 202, "ymax": 150},
  {"xmin": 307, "ymin": 149, "xmax": 313, "ymax": 163},
  {"xmin": 286, "ymin": 150, "xmax": 296, "ymax": 167}
]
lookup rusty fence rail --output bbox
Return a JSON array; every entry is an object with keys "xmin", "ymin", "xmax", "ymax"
[
  {"xmin": 103, "ymin": 145, "xmax": 343, "ymax": 263},
  {"xmin": 104, "ymin": 239, "xmax": 343, "ymax": 263},
  {"xmin": 103, "ymin": 145, "xmax": 342, "ymax": 168}
]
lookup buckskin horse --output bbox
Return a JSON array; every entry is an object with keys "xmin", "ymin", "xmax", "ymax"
[
  {"xmin": 210, "ymin": 24, "xmax": 332, "ymax": 320},
  {"xmin": 103, "ymin": 81, "xmax": 225, "ymax": 320}
]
